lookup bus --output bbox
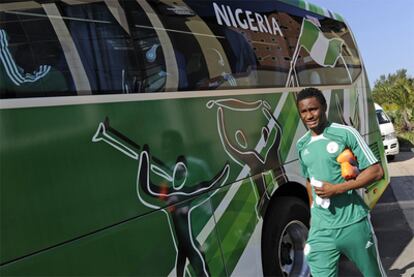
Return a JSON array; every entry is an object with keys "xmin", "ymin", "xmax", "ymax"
[{"xmin": 0, "ymin": 0, "xmax": 389, "ymax": 276}]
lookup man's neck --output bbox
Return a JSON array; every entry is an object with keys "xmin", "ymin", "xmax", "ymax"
[{"xmin": 310, "ymin": 121, "xmax": 328, "ymax": 136}]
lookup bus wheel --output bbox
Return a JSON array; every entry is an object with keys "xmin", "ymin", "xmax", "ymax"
[{"xmin": 262, "ymin": 197, "xmax": 310, "ymax": 277}]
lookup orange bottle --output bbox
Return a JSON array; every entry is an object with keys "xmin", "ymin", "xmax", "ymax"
[
  {"xmin": 340, "ymin": 161, "xmax": 359, "ymax": 180},
  {"xmin": 337, "ymin": 149, "xmax": 359, "ymax": 180},
  {"xmin": 336, "ymin": 149, "xmax": 356, "ymax": 164}
]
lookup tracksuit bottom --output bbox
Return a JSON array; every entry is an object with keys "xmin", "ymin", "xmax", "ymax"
[{"xmin": 304, "ymin": 217, "xmax": 386, "ymax": 277}]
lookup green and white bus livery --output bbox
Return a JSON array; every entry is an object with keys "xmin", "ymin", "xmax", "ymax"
[{"xmin": 0, "ymin": 0, "xmax": 389, "ymax": 276}]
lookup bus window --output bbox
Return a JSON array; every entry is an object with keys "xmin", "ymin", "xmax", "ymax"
[
  {"xmin": 185, "ymin": 1, "xmax": 363, "ymax": 89},
  {"xmin": 240, "ymin": 11, "xmax": 291, "ymax": 88},
  {"xmin": 145, "ymin": 0, "xmax": 210, "ymax": 91},
  {"xmin": 0, "ymin": 6, "xmax": 74, "ymax": 98},
  {"xmin": 0, "ymin": 1, "xmax": 169, "ymax": 98},
  {"xmin": 0, "ymin": 0, "xmax": 363, "ymax": 98},
  {"xmin": 60, "ymin": 1, "xmax": 161, "ymax": 94},
  {"xmin": 290, "ymin": 17, "xmax": 362, "ymax": 86},
  {"xmin": 148, "ymin": 0, "xmax": 259, "ymax": 91}
]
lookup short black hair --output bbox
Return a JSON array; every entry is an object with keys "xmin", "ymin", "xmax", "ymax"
[{"xmin": 296, "ymin": 87, "xmax": 327, "ymax": 109}]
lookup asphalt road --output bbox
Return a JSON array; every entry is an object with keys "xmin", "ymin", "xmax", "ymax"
[{"xmin": 339, "ymin": 151, "xmax": 414, "ymax": 277}]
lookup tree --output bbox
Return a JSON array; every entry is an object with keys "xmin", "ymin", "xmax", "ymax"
[{"xmin": 372, "ymin": 69, "xmax": 414, "ymax": 131}]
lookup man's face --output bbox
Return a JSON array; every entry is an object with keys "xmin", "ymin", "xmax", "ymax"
[{"xmin": 297, "ymin": 97, "xmax": 327, "ymax": 131}]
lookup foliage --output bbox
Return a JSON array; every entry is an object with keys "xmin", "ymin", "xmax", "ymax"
[
  {"xmin": 372, "ymin": 69, "xmax": 414, "ymax": 131},
  {"xmin": 398, "ymin": 132, "xmax": 414, "ymax": 149}
]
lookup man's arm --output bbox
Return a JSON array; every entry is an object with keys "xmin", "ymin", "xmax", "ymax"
[
  {"xmin": 305, "ymin": 178, "xmax": 313, "ymax": 207},
  {"xmin": 315, "ymin": 163, "xmax": 383, "ymax": 198}
]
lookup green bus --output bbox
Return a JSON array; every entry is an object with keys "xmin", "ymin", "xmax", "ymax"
[{"xmin": 0, "ymin": 0, "xmax": 389, "ymax": 276}]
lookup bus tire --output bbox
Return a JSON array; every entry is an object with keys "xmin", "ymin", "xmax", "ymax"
[{"xmin": 262, "ymin": 196, "xmax": 310, "ymax": 277}]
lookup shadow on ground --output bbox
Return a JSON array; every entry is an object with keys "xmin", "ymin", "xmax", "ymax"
[{"xmin": 388, "ymin": 152, "xmax": 413, "ymax": 163}]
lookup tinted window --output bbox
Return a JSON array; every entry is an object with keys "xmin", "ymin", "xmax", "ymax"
[
  {"xmin": 0, "ymin": 1, "xmax": 166, "ymax": 98},
  {"xmin": 151, "ymin": 0, "xmax": 258, "ymax": 91},
  {"xmin": 59, "ymin": 2, "xmax": 138, "ymax": 94},
  {"xmin": 58, "ymin": 1, "xmax": 166, "ymax": 94},
  {"xmin": 0, "ymin": 0, "xmax": 362, "ymax": 98},
  {"xmin": 376, "ymin": 110, "xmax": 390, "ymax": 124},
  {"xmin": 177, "ymin": 0, "xmax": 362, "ymax": 89},
  {"xmin": 0, "ymin": 7, "xmax": 75, "ymax": 98},
  {"xmin": 291, "ymin": 17, "xmax": 362, "ymax": 87}
]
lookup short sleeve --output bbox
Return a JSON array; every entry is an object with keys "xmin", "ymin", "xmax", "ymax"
[
  {"xmin": 346, "ymin": 127, "xmax": 378, "ymax": 170},
  {"xmin": 297, "ymin": 148, "xmax": 310, "ymax": 179}
]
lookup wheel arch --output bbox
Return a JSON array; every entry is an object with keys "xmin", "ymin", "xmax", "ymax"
[{"xmin": 263, "ymin": 181, "xmax": 309, "ymax": 227}]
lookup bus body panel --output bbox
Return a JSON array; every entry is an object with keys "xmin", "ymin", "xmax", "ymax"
[
  {"xmin": 0, "ymin": 0, "xmax": 388, "ymax": 275},
  {"xmin": 0, "ymin": 84, "xmax": 388, "ymax": 275}
]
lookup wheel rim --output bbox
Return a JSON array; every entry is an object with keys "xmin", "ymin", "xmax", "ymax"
[{"xmin": 277, "ymin": 220, "xmax": 310, "ymax": 276}]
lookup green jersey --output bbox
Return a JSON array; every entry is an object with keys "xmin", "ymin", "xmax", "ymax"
[{"xmin": 296, "ymin": 122, "xmax": 378, "ymax": 229}]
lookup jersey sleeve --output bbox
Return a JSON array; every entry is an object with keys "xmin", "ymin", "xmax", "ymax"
[
  {"xmin": 346, "ymin": 127, "xmax": 378, "ymax": 170},
  {"xmin": 297, "ymin": 148, "xmax": 309, "ymax": 179},
  {"xmin": 299, "ymin": 159, "xmax": 309, "ymax": 179}
]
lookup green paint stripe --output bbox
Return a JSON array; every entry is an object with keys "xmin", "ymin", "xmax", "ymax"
[
  {"xmin": 219, "ymin": 206, "xmax": 257, "ymax": 273},
  {"xmin": 208, "ymin": 253, "xmax": 227, "ymax": 276},
  {"xmin": 217, "ymin": 189, "xmax": 256, "ymax": 242},
  {"xmin": 277, "ymin": 94, "xmax": 300, "ymax": 161},
  {"xmin": 278, "ymin": 0, "xmax": 306, "ymax": 9},
  {"xmin": 324, "ymin": 39, "xmax": 343, "ymax": 66},
  {"xmin": 277, "ymin": 0, "xmax": 344, "ymax": 22},
  {"xmin": 204, "ymin": 229, "xmax": 227, "ymax": 276},
  {"xmin": 206, "ymin": 180, "xmax": 256, "ymax": 266},
  {"xmin": 298, "ymin": 0, "xmax": 307, "ymax": 9},
  {"xmin": 334, "ymin": 12, "xmax": 345, "ymax": 22},
  {"xmin": 308, "ymin": 3, "xmax": 323, "ymax": 15},
  {"xmin": 213, "ymin": 181, "xmax": 257, "ymax": 246},
  {"xmin": 214, "ymin": 180, "xmax": 254, "ymax": 236},
  {"xmin": 300, "ymin": 20, "xmax": 319, "ymax": 51},
  {"xmin": 281, "ymin": 104, "xmax": 300, "ymax": 156},
  {"xmin": 222, "ymin": 216, "xmax": 257, "ymax": 272}
]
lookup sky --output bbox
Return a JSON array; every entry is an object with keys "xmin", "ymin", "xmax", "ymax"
[{"xmin": 308, "ymin": 0, "xmax": 414, "ymax": 88}]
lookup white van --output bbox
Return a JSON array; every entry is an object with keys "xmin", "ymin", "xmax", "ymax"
[{"xmin": 375, "ymin": 103, "xmax": 399, "ymax": 159}]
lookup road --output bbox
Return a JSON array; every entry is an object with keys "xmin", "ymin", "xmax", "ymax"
[{"xmin": 339, "ymin": 151, "xmax": 414, "ymax": 277}]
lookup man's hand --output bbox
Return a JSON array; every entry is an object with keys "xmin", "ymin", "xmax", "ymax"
[
  {"xmin": 315, "ymin": 163, "xmax": 384, "ymax": 199},
  {"xmin": 314, "ymin": 182, "xmax": 339, "ymax": 198}
]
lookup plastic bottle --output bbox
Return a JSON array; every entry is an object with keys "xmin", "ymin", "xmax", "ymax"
[{"xmin": 310, "ymin": 177, "xmax": 330, "ymax": 209}]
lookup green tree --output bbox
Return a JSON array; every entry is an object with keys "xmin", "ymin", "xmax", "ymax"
[{"xmin": 372, "ymin": 69, "xmax": 414, "ymax": 131}]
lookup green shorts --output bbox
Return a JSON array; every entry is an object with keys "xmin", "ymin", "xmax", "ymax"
[{"xmin": 304, "ymin": 217, "xmax": 386, "ymax": 277}]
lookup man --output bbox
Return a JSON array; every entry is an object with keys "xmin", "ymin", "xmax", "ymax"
[{"xmin": 295, "ymin": 87, "xmax": 386, "ymax": 277}]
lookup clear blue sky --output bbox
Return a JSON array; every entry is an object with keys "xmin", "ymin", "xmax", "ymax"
[{"xmin": 309, "ymin": 0, "xmax": 414, "ymax": 88}]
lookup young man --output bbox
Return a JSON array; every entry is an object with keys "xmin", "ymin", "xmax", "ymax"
[{"xmin": 295, "ymin": 87, "xmax": 386, "ymax": 277}]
